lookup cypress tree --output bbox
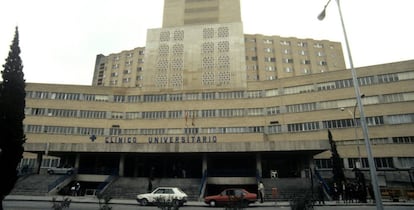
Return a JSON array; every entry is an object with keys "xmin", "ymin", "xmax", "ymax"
[
  {"xmin": 328, "ymin": 130, "xmax": 345, "ymax": 198},
  {"xmin": 0, "ymin": 27, "xmax": 26, "ymax": 210}
]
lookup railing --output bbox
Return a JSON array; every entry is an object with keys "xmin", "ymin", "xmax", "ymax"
[
  {"xmin": 199, "ymin": 170, "xmax": 207, "ymax": 199},
  {"xmin": 48, "ymin": 174, "xmax": 72, "ymax": 192},
  {"xmin": 97, "ymin": 175, "xmax": 117, "ymax": 194}
]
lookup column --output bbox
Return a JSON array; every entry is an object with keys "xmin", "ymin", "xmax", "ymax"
[
  {"xmin": 256, "ymin": 153, "xmax": 262, "ymax": 178},
  {"xmin": 74, "ymin": 154, "xmax": 80, "ymax": 169},
  {"xmin": 202, "ymin": 154, "xmax": 208, "ymax": 175},
  {"xmin": 119, "ymin": 154, "xmax": 125, "ymax": 177},
  {"xmin": 34, "ymin": 153, "xmax": 43, "ymax": 174}
]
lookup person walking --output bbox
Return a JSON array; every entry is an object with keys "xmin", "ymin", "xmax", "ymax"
[
  {"xmin": 258, "ymin": 181, "xmax": 265, "ymax": 203},
  {"xmin": 317, "ymin": 181, "xmax": 325, "ymax": 205}
]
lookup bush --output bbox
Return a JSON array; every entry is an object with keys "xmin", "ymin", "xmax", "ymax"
[
  {"xmin": 51, "ymin": 197, "xmax": 71, "ymax": 210},
  {"xmin": 289, "ymin": 193, "xmax": 313, "ymax": 210},
  {"xmin": 96, "ymin": 193, "xmax": 112, "ymax": 210}
]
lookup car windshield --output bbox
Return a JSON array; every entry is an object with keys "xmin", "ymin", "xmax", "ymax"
[{"xmin": 176, "ymin": 188, "xmax": 185, "ymax": 194}]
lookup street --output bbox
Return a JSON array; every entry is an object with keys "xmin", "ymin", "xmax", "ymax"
[{"xmin": 4, "ymin": 200, "xmax": 414, "ymax": 210}]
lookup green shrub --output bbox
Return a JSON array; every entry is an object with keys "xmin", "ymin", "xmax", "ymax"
[{"xmin": 51, "ymin": 197, "xmax": 71, "ymax": 210}]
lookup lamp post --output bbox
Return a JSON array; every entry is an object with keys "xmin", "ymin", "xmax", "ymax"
[
  {"xmin": 318, "ymin": 1, "xmax": 384, "ymax": 209},
  {"xmin": 352, "ymin": 94, "xmax": 365, "ymax": 168},
  {"xmin": 341, "ymin": 94, "xmax": 365, "ymax": 169}
]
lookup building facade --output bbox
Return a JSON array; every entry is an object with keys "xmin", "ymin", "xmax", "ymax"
[{"xmin": 20, "ymin": 0, "xmax": 414, "ymax": 198}]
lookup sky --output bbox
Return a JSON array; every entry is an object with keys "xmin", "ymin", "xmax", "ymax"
[{"xmin": 0, "ymin": 0, "xmax": 413, "ymax": 85}]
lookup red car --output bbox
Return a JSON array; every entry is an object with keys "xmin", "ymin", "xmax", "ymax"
[{"xmin": 204, "ymin": 188, "xmax": 257, "ymax": 207}]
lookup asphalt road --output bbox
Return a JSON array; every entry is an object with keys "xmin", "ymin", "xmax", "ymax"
[{"xmin": 4, "ymin": 200, "xmax": 414, "ymax": 210}]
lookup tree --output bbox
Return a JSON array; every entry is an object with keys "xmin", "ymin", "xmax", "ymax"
[
  {"xmin": 328, "ymin": 130, "xmax": 345, "ymax": 198},
  {"xmin": 0, "ymin": 27, "xmax": 26, "ymax": 210}
]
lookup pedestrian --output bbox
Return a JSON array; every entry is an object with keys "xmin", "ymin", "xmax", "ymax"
[
  {"xmin": 317, "ymin": 181, "xmax": 325, "ymax": 205},
  {"xmin": 75, "ymin": 182, "xmax": 81, "ymax": 196},
  {"xmin": 258, "ymin": 181, "xmax": 265, "ymax": 203}
]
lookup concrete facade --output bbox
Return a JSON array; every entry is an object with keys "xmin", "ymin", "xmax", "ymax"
[{"xmin": 19, "ymin": 0, "xmax": 414, "ymax": 192}]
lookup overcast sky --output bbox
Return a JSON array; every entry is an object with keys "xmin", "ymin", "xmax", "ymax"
[{"xmin": 0, "ymin": 0, "xmax": 413, "ymax": 85}]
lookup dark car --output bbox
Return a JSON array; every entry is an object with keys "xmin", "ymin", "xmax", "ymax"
[{"xmin": 204, "ymin": 188, "xmax": 257, "ymax": 207}]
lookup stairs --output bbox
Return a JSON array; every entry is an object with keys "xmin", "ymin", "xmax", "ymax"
[{"xmin": 11, "ymin": 174, "xmax": 63, "ymax": 196}]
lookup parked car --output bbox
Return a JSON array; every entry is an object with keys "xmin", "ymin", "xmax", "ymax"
[
  {"xmin": 136, "ymin": 187, "xmax": 188, "ymax": 206},
  {"xmin": 204, "ymin": 188, "xmax": 257, "ymax": 207},
  {"xmin": 47, "ymin": 167, "xmax": 75, "ymax": 175}
]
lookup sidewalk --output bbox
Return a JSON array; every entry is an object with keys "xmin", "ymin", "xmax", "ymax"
[{"xmin": 5, "ymin": 195, "xmax": 414, "ymax": 207}]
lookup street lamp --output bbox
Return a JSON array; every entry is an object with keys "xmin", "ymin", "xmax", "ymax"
[
  {"xmin": 318, "ymin": 1, "xmax": 384, "ymax": 209},
  {"xmin": 352, "ymin": 94, "xmax": 365, "ymax": 169},
  {"xmin": 341, "ymin": 94, "xmax": 365, "ymax": 169}
]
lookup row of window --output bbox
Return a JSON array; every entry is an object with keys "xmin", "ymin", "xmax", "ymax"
[
  {"xmin": 28, "ymin": 71, "xmax": 414, "ymax": 102},
  {"xmin": 17, "ymin": 156, "xmax": 414, "ymax": 171},
  {"xmin": 315, "ymin": 157, "xmax": 400, "ymax": 169},
  {"xmin": 26, "ymin": 93, "xmax": 414, "ymax": 120},
  {"xmin": 25, "ymin": 114, "xmax": 414, "ymax": 135},
  {"xmin": 245, "ymin": 38, "xmax": 329, "ymax": 49}
]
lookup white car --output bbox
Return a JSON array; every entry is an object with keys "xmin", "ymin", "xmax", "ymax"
[
  {"xmin": 136, "ymin": 187, "xmax": 188, "ymax": 206},
  {"xmin": 47, "ymin": 167, "xmax": 75, "ymax": 175}
]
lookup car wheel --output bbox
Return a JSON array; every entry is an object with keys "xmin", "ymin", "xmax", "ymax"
[
  {"xmin": 140, "ymin": 198, "xmax": 149, "ymax": 206},
  {"xmin": 209, "ymin": 200, "xmax": 216, "ymax": 207}
]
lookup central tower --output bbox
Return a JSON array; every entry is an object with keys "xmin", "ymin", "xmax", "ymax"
[{"xmin": 143, "ymin": 0, "xmax": 247, "ymax": 91}]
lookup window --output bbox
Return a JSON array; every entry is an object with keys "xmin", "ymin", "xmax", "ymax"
[
  {"xmin": 267, "ymin": 106, "xmax": 280, "ymax": 115},
  {"xmin": 375, "ymin": 157, "xmax": 394, "ymax": 168},
  {"xmin": 202, "ymin": 92, "xmax": 215, "ymax": 100},
  {"xmin": 26, "ymin": 125, "xmax": 42, "ymax": 133},
  {"xmin": 31, "ymin": 108, "xmax": 46, "ymax": 116},
  {"xmin": 284, "ymin": 67, "xmax": 293, "ymax": 73},
  {"xmin": 319, "ymin": 61, "xmax": 327, "ymax": 66},
  {"xmin": 315, "ymin": 159, "xmax": 332, "ymax": 169},
  {"xmin": 267, "ymin": 125, "xmax": 281, "ymax": 134},
  {"xmin": 280, "ymin": 40, "xmax": 291, "ymax": 46},
  {"xmin": 388, "ymin": 114, "xmax": 414, "ymax": 124},
  {"xmin": 297, "ymin": 42, "xmax": 308, "ymax": 47},
  {"xmin": 247, "ymin": 108, "xmax": 264, "ymax": 116},
  {"xmin": 218, "ymin": 109, "xmax": 244, "ymax": 117},
  {"xmin": 125, "ymin": 60, "xmax": 133, "ymax": 66},
  {"xmin": 399, "ymin": 157, "xmax": 414, "ymax": 168},
  {"xmin": 284, "ymin": 84, "xmax": 314, "ymax": 94},
  {"xmin": 314, "ymin": 43, "xmax": 324, "ymax": 48},
  {"xmin": 80, "ymin": 110, "xmax": 106, "ymax": 119},
  {"xmin": 47, "ymin": 109, "xmax": 77, "ymax": 118},
  {"xmin": 168, "ymin": 111, "xmax": 182, "ymax": 119},
  {"xmin": 126, "ymin": 112, "xmax": 140, "ymax": 119},
  {"xmin": 393, "ymin": 136, "xmax": 414, "ymax": 144},
  {"xmin": 301, "ymin": 60, "xmax": 311, "ymax": 65},
  {"xmin": 288, "ymin": 122, "xmax": 319, "ymax": 132},
  {"xmin": 263, "ymin": 39, "xmax": 273, "ymax": 44},
  {"xmin": 378, "ymin": 73, "xmax": 399, "ymax": 83},
  {"xmin": 202, "ymin": 110, "xmax": 216, "ymax": 118}
]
